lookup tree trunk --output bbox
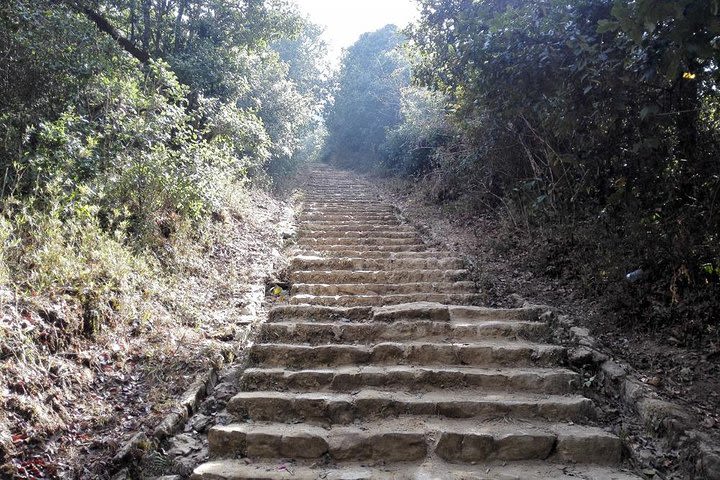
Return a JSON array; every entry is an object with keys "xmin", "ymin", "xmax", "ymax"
[
  {"xmin": 76, "ymin": 3, "xmax": 151, "ymax": 63},
  {"xmin": 142, "ymin": 0, "xmax": 152, "ymax": 53},
  {"xmin": 174, "ymin": 0, "xmax": 187, "ymax": 52}
]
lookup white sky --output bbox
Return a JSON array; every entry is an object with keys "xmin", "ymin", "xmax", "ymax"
[{"xmin": 293, "ymin": 0, "xmax": 419, "ymax": 64}]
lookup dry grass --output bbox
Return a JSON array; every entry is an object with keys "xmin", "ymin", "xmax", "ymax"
[{"xmin": 0, "ymin": 187, "xmax": 297, "ymax": 479}]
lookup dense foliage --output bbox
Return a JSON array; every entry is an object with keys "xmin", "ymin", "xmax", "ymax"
[
  {"xmin": 323, "ymin": 25, "xmax": 410, "ymax": 170},
  {"xmin": 325, "ymin": 0, "xmax": 720, "ymax": 337},
  {"xmin": 0, "ymin": 0, "xmax": 327, "ymax": 334}
]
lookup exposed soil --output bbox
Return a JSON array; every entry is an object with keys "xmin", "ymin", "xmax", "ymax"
[
  {"xmin": 377, "ymin": 175, "xmax": 720, "ymax": 478},
  {"xmin": 0, "ymin": 188, "xmax": 297, "ymax": 479}
]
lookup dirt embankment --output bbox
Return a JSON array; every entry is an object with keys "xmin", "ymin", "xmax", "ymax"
[{"xmin": 0, "ymin": 188, "xmax": 297, "ymax": 479}]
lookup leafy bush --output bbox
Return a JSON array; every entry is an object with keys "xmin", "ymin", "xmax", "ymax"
[
  {"xmin": 383, "ymin": 87, "xmax": 453, "ymax": 175},
  {"xmin": 0, "ymin": 0, "xmax": 328, "ymax": 337},
  {"xmin": 385, "ymin": 0, "xmax": 720, "ymax": 334}
]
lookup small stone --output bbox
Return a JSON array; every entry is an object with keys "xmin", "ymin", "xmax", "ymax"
[
  {"xmin": 647, "ymin": 376, "xmax": 663, "ymax": 387},
  {"xmin": 167, "ymin": 433, "xmax": 202, "ymax": 457},
  {"xmin": 702, "ymin": 417, "xmax": 716, "ymax": 429}
]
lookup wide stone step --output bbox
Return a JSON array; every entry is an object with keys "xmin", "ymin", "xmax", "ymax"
[
  {"xmin": 299, "ymin": 244, "xmax": 428, "ymax": 253},
  {"xmin": 298, "ymin": 229, "xmax": 418, "ymax": 239},
  {"xmin": 239, "ymin": 365, "xmax": 581, "ymax": 394},
  {"xmin": 267, "ymin": 303, "xmax": 545, "ymax": 324},
  {"xmin": 268, "ymin": 304, "xmax": 373, "ymax": 322},
  {"xmin": 302, "ymin": 207, "xmax": 394, "ymax": 214},
  {"xmin": 301, "ymin": 214, "xmax": 399, "ymax": 222},
  {"xmin": 294, "ymin": 250, "xmax": 448, "ymax": 259},
  {"xmin": 298, "ymin": 237, "xmax": 422, "ymax": 246},
  {"xmin": 298, "ymin": 224, "xmax": 416, "ymax": 233},
  {"xmin": 288, "ymin": 292, "xmax": 483, "ymax": 306},
  {"xmin": 227, "ymin": 390, "xmax": 596, "ymax": 425},
  {"xmin": 298, "ymin": 232, "xmax": 423, "ymax": 246},
  {"xmin": 290, "ymin": 269, "xmax": 469, "ymax": 284},
  {"xmin": 290, "ymin": 256, "xmax": 466, "ymax": 271},
  {"xmin": 290, "ymin": 281, "xmax": 476, "ymax": 296},
  {"xmin": 304, "ymin": 200, "xmax": 386, "ymax": 205},
  {"xmin": 247, "ymin": 341, "xmax": 566, "ymax": 368},
  {"xmin": 206, "ymin": 421, "xmax": 622, "ymax": 465},
  {"xmin": 301, "ymin": 220, "xmax": 404, "ymax": 228},
  {"xmin": 192, "ymin": 460, "xmax": 641, "ymax": 480},
  {"xmin": 259, "ymin": 320, "xmax": 549, "ymax": 344}
]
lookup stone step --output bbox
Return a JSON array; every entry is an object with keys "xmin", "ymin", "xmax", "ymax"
[
  {"xmin": 247, "ymin": 341, "xmax": 566, "ymax": 369},
  {"xmin": 290, "ymin": 256, "xmax": 466, "ymax": 271},
  {"xmin": 290, "ymin": 281, "xmax": 476, "ymax": 296},
  {"xmin": 304, "ymin": 200, "xmax": 385, "ymax": 205},
  {"xmin": 259, "ymin": 320, "xmax": 549, "ymax": 345},
  {"xmin": 302, "ymin": 207, "xmax": 393, "ymax": 213},
  {"xmin": 298, "ymin": 229, "xmax": 418, "ymax": 239},
  {"xmin": 301, "ymin": 220, "xmax": 404, "ymax": 228},
  {"xmin": 206, "ymin": 420, "xmax": 622, "ymax": 465},
  {"xmin": 298, "ymin": 224, "xmax": 416, "ymax": 233},
  {"xmin": 288, "ymin": 292, "xmax": 483, "ymax": 307},
  {"xmin": 301, "ymin": 214, "xmax": 399, "ymax": 222},
  {"xmin": 268, "ymin": 304, "xmax": 373, "ymax": 322},
  {"xmin": 294, "ymin": 250, "xmax": 448, "ymax": 259},
  {"xmin": 192, "ymin": 460, "xmax": 641, "ymax": 480},
  {"xmin": 298, "ymin": 244, "xmax": 428, "ymax": 253},
  {"xmin": 290, "ymin": 269, "xmax": 469, "ymax": 284},
  {"xmin": 298, "ymin": 237, "xmax": 423, "ymax": 247},
  {"xmin": 239, "ymin": 365, "xmax": 581, "ymax": 394},
  {"xmin": 267, "ymin": 303, "xmax": 545, "ymax": 324},
  {"xmin": 227, "ymin": 390, "xmax": 596, "ymax": 425}
]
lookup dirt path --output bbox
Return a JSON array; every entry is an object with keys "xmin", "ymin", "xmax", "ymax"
[{"xmin": 190, "ymin": 165, "xmax": 640, "ymax": 479}]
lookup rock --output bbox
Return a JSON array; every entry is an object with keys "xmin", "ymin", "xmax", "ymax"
[
  {"xmin": 637, "ymin": 398, "xmax": 695, "ymax": 437},
  {"xmin": 167, "ymin": 433, "xmax": 202, "ymax": 457},
  {"xmin": 154, "ymin": 408, "xmax": 188, "ymax": 440},
  {"xmin": 621, "ymin": 379, "xmax": 647, "ymax": 404},
  {"xmin": 646, "ymin": 376, "xmax": 663, "ymax": 387},
  {"xmin": 600, "ymin": 360, "xmax": 627, "ymax": 383},
  {"xmin": 701, "ymin": 451, "xmax": 720, "ymax": 480},
  {"xmin": 0, "ymin": 422, "xmax": 13, "ymax": 462},
  {"xmin": 508, "ymin": 294, "xmax": 526, "ymax": 308},
  {"xmin": 186, "ymin": 413, "xmax": 213, "ymax": 433},
  {"xmin": 113, "ymin": 431, "xmax": 150, "ymax": 464}
]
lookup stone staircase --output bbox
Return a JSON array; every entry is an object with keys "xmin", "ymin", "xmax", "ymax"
[{"xmin": 191, "ymin": 166, "xmax": 639, "ymax": 479}]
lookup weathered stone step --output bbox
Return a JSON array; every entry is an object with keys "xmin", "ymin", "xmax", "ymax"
[
  {"xmin": 298, "ymin": 237, "xmax": 422, "ymax": 247},
  {"xmin": 248, "ymin": 341, "xmax": 566, "ymax": 369},
  {"xmin": 299, "ymin": 244, "xmax": 428, "ymax": 253},
  {"xmin": 268, "ymin": 304, "xmax": 373, "ymax": 322},
  {"xmin": 259, "ymin": 320, "xmax": 549, "ymax": 345},
  {"xmin": 206, "ymin": 421, "xmax": 621, "ymax": 464},
  {"xmin": 298, "ymin": 229, "xmax": 418, "ymax": 239},
  {"xmin": 192, "ymin": 460, "xmax": 641, "ymax": 480},
  {"xmin": 288, "ymin": 292, "xmax": 483, "ymax": 307},
  {"xmin": 290, "ymin": 269, "xmax": 469, "ymax": 284},
  {"xmin": 302, "ymin": 215, "xmax": 407, "ymax": 225},
  {"xmin": 301, "ymin": 214, "xmax": 399, "ymax": 222},
  {"xmin": 295, "ymin": 250, "xmax": 448, "ymax": 259},
  {"xmin": 227, "ymin": 390, "xmax": 595, "ymax": 425},
  {"xmin": 239, "ymin": 365, "xmax": 581, "ymax": 394},
  {"xmin": 304, "ymin": 200, "xmax": 385, "ymax": 204},
  {"xmin": 290, "ymin": 281, "xmax": 476, "ymax": 296},
  {"xmin": 290, "ymin": 256, "xmax": 465, "ymax": 271},
  {"xmin": 298, "ymin": 224, "xmax": 416, "ymax": 233},
  {"xmin": 267, "ymin": 303, "xmax": 545, "ymax": 324},
  {"xmin": 302, "ymin": 206, "xmax": 393, "ymax": 213}
]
